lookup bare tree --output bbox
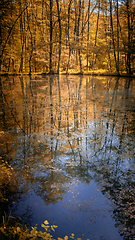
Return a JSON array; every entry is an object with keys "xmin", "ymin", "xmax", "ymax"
[
  {"xmin": 56, "ymin": 0, "xmax": 62, "ymax": 74},
  {"xmin": 49, "ymin": 0, "xmax": 53, "ymax": 73},
  {"xmin": 92, "ymin": 0, "xmax": 100, "ymax": 69},
  {"xmin": 109, "ymin": 0, "xmax": 119, "ymax": 74},
  {"xmin": 126, "ymin": 0, "xmax": 132, "ymax": 74}
]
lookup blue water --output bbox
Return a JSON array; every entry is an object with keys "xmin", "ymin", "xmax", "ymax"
[
  {"xmin": 12, "ymin": 181, "xmax": 123, "ymax": 240},
  {"xmin": 0, "ymin": 75, "xmax": 135, "ymax": 239}
]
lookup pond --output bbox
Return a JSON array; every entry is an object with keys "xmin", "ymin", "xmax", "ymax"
[{"xmin": 0, "ymin": 75, "xmax": 135, "ymax": 240}]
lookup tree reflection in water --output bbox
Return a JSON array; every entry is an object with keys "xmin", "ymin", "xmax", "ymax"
[{"xmin": 0, "ymin": 75, "xmax": 135, "ymax": 239}]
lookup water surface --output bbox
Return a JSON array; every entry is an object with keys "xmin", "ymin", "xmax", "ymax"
[{"xmin": 0, "ymin": 75, "xmax": 135, "ymax": 239}]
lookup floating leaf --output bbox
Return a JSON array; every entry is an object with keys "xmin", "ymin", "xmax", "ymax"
[
  {"xmin": 41, "ymin": 224, "xmax": 46, "ymax": 228},
  {"xmin": 51, "ymin": 226, "xmax": 55, "ymax": 231},
  {"xmin": 70, "ymin": 233, "xmax": 74, "ymax": 239},
  {"xmin": 44, "ymin": 220, "xmax": 49, "ymax": 225}
]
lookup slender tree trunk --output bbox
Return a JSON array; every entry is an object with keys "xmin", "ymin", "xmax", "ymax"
[
  {"xmin": 22, "ymin": 1, "xmax": 27, "ymax": 73},
  {"xmin": 108, "ymin": 39, "xmax": 112, "ymax": 70},
  {"xmin": 103, "ymin": 3, "xmax": 111, "ymax": 70},
  {"xmin": 67, "ymin": 0, "xmax": 72, "ymax": 73},
  {"xmin": 26, "ymin": 4, "xmax": 33, "ymax": 74},
  {"xmin": 42, "ymin": 0, "xmax": 45, "ymax": 35},
  {"xmin": 0, "ymin": 25, "xmax": 2, "ymax": 72},
  {"xmin": 92, "ymin": 0, "xmax": 100, "ymax": 69},
  {"xmin": 109, "ymin": 0, "xmax": 119, "ymax": 74},
  {"xmin": 81, "ymin": 0, "xmax": 84, "ymax": 37},
  {"xmin": 116, "ymin": 0, "xmax": 119, "ymax": 73},
  {"xmin": 87, "ymin": 0, "xmax": 90, "ymax": 71},
  {"xmin": 28, "ymin": 27, "xmax": 33, "ymax": 75},
  {"xmin": 77, "ymin": 0, "xmax": 83, "ymax": 73},
  {"xmin": 34, "ymin": 4, "xmax": 37, "ymax": 72},
  {"xmin": 19, "ymin": 3, "xmax": 24, "ymax": 73},
  {"xmin": 49, "ymin": 0, "xmax": 53, "ymax": 73},
  {"xmin": 56, "ymin": 0, "xmax": 62, "ymax": 74},
  {"xmin": 126, "ymin": 0, "xmax": 132, "ymax": 74},
  {"xmin": 74, "ymin": 0, "xmax": 77, "ymax": 41}
]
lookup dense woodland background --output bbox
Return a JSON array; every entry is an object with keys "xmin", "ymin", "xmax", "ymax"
[{"xmin": 0, "ymin": 0, "xmax": 135, "ymax": 75}]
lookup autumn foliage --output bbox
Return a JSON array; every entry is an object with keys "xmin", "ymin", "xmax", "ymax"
[{"xmin": 0, "ymin": 0, "xmax": 135, "ymax": 75}]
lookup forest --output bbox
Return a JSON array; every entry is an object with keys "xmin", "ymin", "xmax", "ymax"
[{"xmin": 0, "ymin": 0, "xmax": 135, "ymax": 75}]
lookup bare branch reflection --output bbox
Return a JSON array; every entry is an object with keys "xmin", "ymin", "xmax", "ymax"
[{"xmin": 0, "ymin": 75, "xmax": 135, "ymax": 239}]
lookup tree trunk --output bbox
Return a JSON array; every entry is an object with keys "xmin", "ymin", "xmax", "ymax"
[
  {"xmin": 116, "ymin": 0, "xmax": 119, "ymax": 73},
  {"xmin": 77, "ymin": 0, "xmax": 83, "ymax": 73},
  {"xmin": 49, "ymin": 0, "xmax": 53, "ymax": 73},
  {"xmin": 56, "ymin": 0, "xmax": 62, "ymax": 74},
  {"xmin": 126, "ymin": 0, "xmax": 132, "ymax": 74},
  {"xmin": 0, "ymin": 25, "xmax": 2, "ymax": 72},
  {"xmin": 92, "ymin": 0, "xmax": 100, "ymax": 69},
  {"xmin": 109, "ymin": 0, "xmax": 119, "ymax": 74},
  {"xmin": 87, "ymin": 0, "xmax": 90, "ymax": 71},
  {"xmin": 67, "ymin": 0, "xmax": 72, "ymax": 73},
  {"xmin": 19, "ymin": 4, "xmax": 24, "ymax": 73}
]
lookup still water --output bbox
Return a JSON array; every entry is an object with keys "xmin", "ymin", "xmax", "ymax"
[{"xmin": 0, "ymin": 75, "xmax": 135, "ymax": 240}]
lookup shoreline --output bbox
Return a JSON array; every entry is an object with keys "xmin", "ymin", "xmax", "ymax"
[{"xmin": 0, "ymin": 72, "xmax": 135, "ymax": 78}]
